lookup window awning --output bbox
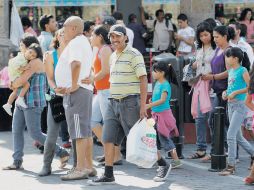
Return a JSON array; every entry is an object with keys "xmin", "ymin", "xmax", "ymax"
[
  {"xmin": 215, "ymin": 0, "xmax": 254, "ymax": 3},
  {"xmin": 14, "ymin": 0, "xmax": 254, "ymax": 7},
  {"xmin": 14, "ymin": 0, "xmax": 180, "ymax": 7}
]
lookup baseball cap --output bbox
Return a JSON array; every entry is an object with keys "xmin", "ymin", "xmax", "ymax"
[
  {"xmin": 109, "ymin": 24, "xmax": 127, "ymax": 36},
  {"xmin": 102, "ymin": 16, "xmax": 116, "ymax": 26}
]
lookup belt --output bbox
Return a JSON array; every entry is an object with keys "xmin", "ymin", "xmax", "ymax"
[{"xmin": 110, "ymin": 95, "xmax": 139, "ymax": 103}]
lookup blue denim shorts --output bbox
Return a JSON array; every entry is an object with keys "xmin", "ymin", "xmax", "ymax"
[{"xmin": 157, "ymin": 132, "xmax": 176, "ymax": 152}]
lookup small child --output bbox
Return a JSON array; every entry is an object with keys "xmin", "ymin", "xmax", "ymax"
[
  {"xmin": 219, "ymin": 47, "xmax": 254, "ymax": 176},
  {"xmin": 175, "ymin": 13, "xmax": 195, "ymax": 56},
  {"xmin": 3, "ymin": 43, "xmax": 42, "ymax": 116},
  {"xmin": 146, "ymin": 61, "xmax": 182, "ymax": 182}
]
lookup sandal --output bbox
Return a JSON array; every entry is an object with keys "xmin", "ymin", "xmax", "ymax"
[
  {"xmin": 188, "ymin": 151, "xmax": 206, "ymax": 159},
  {"xmin": 2, "ymin": 164, "xmax": 24, "ymax": 170},
  {"xmin": 59, "ymin": 155, "xmax": 69, "ymax": 169},
  {"xmin": 200, "ymin": 155, "xmax": 211, "ymax": 162},
  {"xmin": 219, "ymin": 165, "xmax": 235, "ymax": 176},
  {"xmin": 244, "ymin": 177, "xmax": 254, "ymax": 185}
]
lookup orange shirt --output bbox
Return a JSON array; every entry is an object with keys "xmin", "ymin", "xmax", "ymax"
[{"xmin": 94, "ymin": 47, "xmax": 111, "ymax": 90}]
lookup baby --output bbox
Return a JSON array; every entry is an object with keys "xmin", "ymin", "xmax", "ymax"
[{"xmin": 3, "ymin": 43, "xmax": 43, "ymax": 116}]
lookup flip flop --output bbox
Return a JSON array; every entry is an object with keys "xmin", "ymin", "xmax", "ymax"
[
  {"xmin": 244, "ymin": 177, "xmax": 254, "ymax": 185},
  {"xmin": 2, "ymin": 164, "xmax": 24, "ymax": 170},
  {"xmin": 188, "ymin": 151, "xmax": 206, "ymax": 159}
]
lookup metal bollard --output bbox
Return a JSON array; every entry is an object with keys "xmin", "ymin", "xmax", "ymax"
[
  {"xmin": 209, "ymin": 107, "xmax": 226, "ymax": 172},
  {"xmin": 170, "ymin": 99, "xmax": 184, "ymax": 159}
]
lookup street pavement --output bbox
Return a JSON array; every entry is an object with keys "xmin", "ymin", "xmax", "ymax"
[{"xmin": 0, "ymin": 131, "xmax": 254, "ymax": 190}]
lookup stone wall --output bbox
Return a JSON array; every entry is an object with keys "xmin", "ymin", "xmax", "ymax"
[
  {"xmin": 180, "ymin": 0, "xmax": 215, "ymax": 29},
  {"xmin": 0, "ymin": 0, "xmax": 13, "ymax": 69}
]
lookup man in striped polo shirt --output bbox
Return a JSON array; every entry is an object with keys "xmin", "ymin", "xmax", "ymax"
[{"xmin": 88, "ymin": 24, "xmax": 148, "ymax": 185}]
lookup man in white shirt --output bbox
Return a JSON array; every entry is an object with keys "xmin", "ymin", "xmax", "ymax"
[
  {"xmin": 112, "ymin": 11, "xmax": 134, "ymax": 47},
  {"xmin": 153, "ymin": 9, "xmax": 174, "ymax": 52},
  {"xmin": 55, "ymin": 16, "xmax": 96, "ymax": 181},
  {"xmin": 229, "ymin": 22, "xmax": 254, "ymax": 66},
  {"xmin": 175, "ymin": 13, "xmax": 195, "ymax": 56}
]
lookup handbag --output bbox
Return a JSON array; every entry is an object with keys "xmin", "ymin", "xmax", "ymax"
[
  {"xmin": 182, "ymin": 57, "xmax": 196, "ymax": 83},
  {"xmin": 49, "ymin": 95, "xmax": 66, "ymax": 123}
]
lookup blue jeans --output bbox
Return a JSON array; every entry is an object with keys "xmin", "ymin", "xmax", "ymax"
[
  {"xmin": 12, "ymin": 105, "xmax": 64, "ymax": 165},
  {"xmin": 12, "ymin": 106, "xmax": 45, "ymax": 164},
  {"xmin": 227, "ymin": 100, "xmax": 254, "ymax": 166},
  {"xmin": 91, "ymin": 89, "xmax": 110, "ymax": 127},
  {"xmin": 195, "ymin": 97, "xmax": 209, "ymax": 151},
  {"xmin": 60, "ymin": 121, "xmax": 69, "ymax": 143},
  {"xmin": 43, "ymin": 106, "xmax": 68, "ymax": 167}
]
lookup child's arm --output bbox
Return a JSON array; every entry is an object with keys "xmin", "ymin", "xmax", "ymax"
[
  {"xmin": 228, "ymin": 71, "xmax": 249, "ymax": 101},
  {"xmin": 18, "ymin": 63, "xmax": 31, "ymax": 72},
  {"xmin": 245, "ymin": 94, "xmax": 254, "ymax": 111},
  {"xmin": 146, "ymin": 91, "xmax": 168, "ymax": 109}
]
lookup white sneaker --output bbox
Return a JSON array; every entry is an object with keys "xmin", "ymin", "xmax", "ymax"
[
  {"xmin": 15, "ymin": 97, "xmax": 27, "ymax": 108},
  {"xmin": 2, "ymin": 104, "xmax": 12, "ymax": 116}
]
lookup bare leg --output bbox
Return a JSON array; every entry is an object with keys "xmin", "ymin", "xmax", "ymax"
[
  {"xmin": 75, "ymin": 138, "xmax": 87, "ymax": 171},
  {"xmin": 104, "ymin": 142, "xmax": 115, "ymax": 166},
  {"xmin": 92, "ymin": 125, "xmax": 121, "ymax": 162},
  {"xmin": 92, "ymin": 124, "xmax": 103, "ymax": 142},
  {"xmin": 19, "ymin": 82, "xmax": 30, "ymax": 97},
  {"xmin": 170, "ymin": 149, "xmax": 180, "ymax": 160},
  {"xmin": 114, "ymin": 146, "xmax": 122, "ymax": 162},
  {"xmin": 84, "ymin": 137, "xmax": 93, "ymax": 170},
  {"xmin": 250, "ymin": 163, "xmax": 254, "ymax": 178},
  {"xmin": 7, "ymin": 89, "xmax": 18, "ymax": 104}
]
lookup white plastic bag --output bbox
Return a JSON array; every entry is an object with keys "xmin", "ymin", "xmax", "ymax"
[{"xmin": 126, "ymin": 118, "xmax": 157, "ymax": 168}]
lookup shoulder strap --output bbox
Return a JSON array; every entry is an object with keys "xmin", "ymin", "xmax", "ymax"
[
  {"xmin": 154, "ymin": 20, "xmax": 157, "ymax": 28},
  {"xmin": 165, "ymin": 19, "xmax": 169, "ymax": 28},
  {"xmin": 52, "ymin": 50, "xmax": 58, "ymax": 69}
]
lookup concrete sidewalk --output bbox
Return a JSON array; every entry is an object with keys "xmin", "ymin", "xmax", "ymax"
[{"xmin": 0, "ymin": 131, "xmax": 253, "ymax": 190}]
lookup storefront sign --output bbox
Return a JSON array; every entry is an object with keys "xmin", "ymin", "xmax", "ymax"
[
  {"xmin": 215, "ymin": 0, "xmax": 254, "ymax": 3},
  {"xmin": 15, "ymin": 0, "xmax": 180, "ymax": 7}
]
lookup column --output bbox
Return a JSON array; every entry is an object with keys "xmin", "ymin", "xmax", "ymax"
[
  {"xmin": 180, "ymin": 0, "xmax": 215, "ymax": 29},
  {"xmin": 0, "ymin": 0, "xmax": 13, "ymax": 69},
  {"xmin": 116, "ymin": 0, "xmax": 142, "ymax": 24}
]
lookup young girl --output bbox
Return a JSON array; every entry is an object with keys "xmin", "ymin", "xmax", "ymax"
[
  {"xmin": 188, "ymin": 21, "xmax": 216, "ymax": 160},
  {"xmin": 2, "ymin": 43, "xmax": 43, "ymax": 116},
  {"xmin": 219, "ymin": 47, "xmax": 254, "ymax": 176},
  {"xmin": 146, "ymin": 61, "xmax": 181, "ymax": 182}
]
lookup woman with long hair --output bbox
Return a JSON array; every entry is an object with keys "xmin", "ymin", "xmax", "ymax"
[{"xmin": 239, "ymin": 8, "xmax": 254, "ymax": 45}]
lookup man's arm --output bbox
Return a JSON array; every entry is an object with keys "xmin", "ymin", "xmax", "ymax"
[
  {"xmin": 67, "ymin": 61, "xmax": 81, "ymax": 93},
  {"xmin": 139, "ymin": 75, "xmax": 148, "ymax": 119}
]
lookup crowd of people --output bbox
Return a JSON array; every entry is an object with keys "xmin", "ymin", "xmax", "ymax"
[{"xmin": 1, "ymin": 6, "xmax": 254, "ymax": 186}]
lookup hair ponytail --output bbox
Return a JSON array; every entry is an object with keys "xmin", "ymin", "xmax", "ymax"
[
  {"xmin": 167, "ymin": 64, "xmax": 178, "ymax": 86},
  {"xmin": 152, "ymin": 62, "xmax": 178, "ymax": 86}
]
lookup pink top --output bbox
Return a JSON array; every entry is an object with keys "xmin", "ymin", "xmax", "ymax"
[
  {"xmin": 240, "ymin": 20, "xmax": 254, "ymax": 44},
  {"xmin": 0, "ymin": 67, "xmax": 9, "ymax": 88}
]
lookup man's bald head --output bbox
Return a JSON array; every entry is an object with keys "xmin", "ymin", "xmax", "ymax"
[
  {"xmin": 64, "ymin": 16, "xmax": 84, "ymax": 39},
  {"xmin": 64, "ymin": 16, "xmax": 84, "ymax": 34}
]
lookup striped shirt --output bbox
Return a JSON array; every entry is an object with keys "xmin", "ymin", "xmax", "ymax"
[
  {"xmin": 109, "ymin": 45, "xmax": 147, "ymax": 99},
  {"xmin": 25, "ymin": 73, "xmax": 47, "ymax": 108}
]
